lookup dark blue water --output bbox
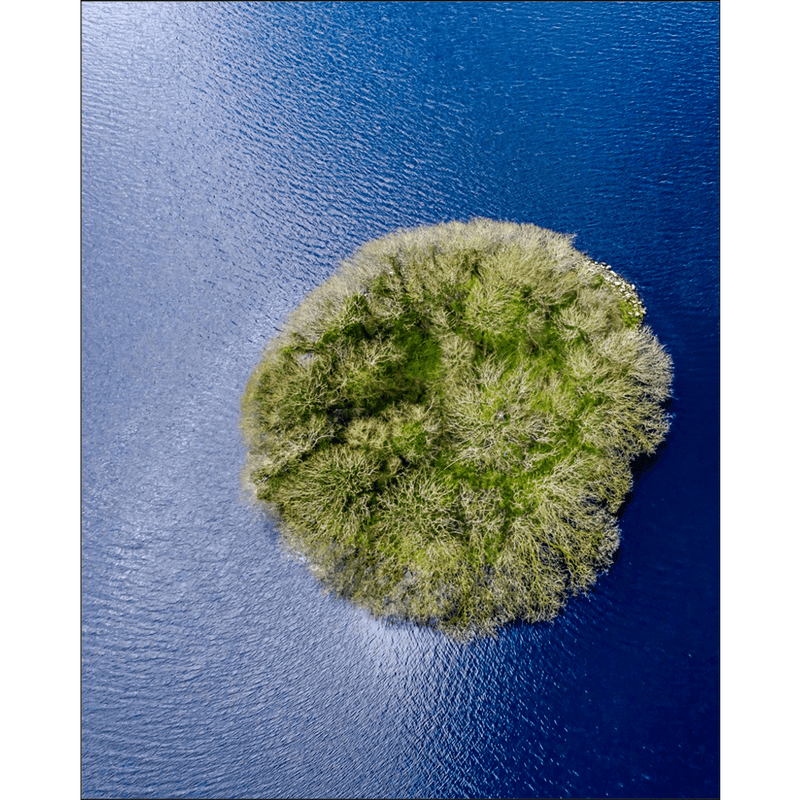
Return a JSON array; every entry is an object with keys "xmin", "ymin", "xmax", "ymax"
[{"xmin": 82, "ymin": 3, "xmax": 719, "ymax": 797}]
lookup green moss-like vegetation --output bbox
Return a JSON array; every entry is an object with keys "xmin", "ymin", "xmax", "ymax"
[{"xmin": 241, "ymin": 219, "xmax": 673, "ymax": 639}]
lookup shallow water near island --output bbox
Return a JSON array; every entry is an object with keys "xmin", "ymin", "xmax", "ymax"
[{"xmin": 82, "ymin": 3, "xmax": 719, "ymax": 798}]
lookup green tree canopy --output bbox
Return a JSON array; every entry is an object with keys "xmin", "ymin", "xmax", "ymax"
[{"xmin": 242, "ymin": 220, "xmax": 673, "ymax": 638}]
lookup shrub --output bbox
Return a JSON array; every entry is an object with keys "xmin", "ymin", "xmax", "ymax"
[{"xmin": 241, "ymin": 219, "xmax": 673, "ymax": 639}]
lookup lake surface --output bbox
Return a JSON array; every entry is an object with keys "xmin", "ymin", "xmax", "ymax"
[{"xmin": 82, "ymin": 3, "xmax": 719, "ymax": 797}]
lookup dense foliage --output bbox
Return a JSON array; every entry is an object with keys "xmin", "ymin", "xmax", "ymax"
[{"xmin": 241, "ymin": 220, "xmax": 673, "ymax": 638}]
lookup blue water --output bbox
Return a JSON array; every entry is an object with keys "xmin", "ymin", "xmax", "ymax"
[{"xmin": 82, "ymin": 3, "xmax": 719, "ymax": 798}]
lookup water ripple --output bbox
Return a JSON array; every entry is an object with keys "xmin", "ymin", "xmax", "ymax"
[{"xmin": 83, "ymin": 2, "xmax": 718, "ymax": 797}]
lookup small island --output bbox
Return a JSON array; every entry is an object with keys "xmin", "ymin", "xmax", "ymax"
[{"xmin": 241, "ymin": 219, "xmax": 673, "ymax": 638}]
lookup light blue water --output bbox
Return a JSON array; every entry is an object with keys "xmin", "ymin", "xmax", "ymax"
[{"xmin": 82, "ymin": 3, "xmax": 719, "ymax": 797}]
